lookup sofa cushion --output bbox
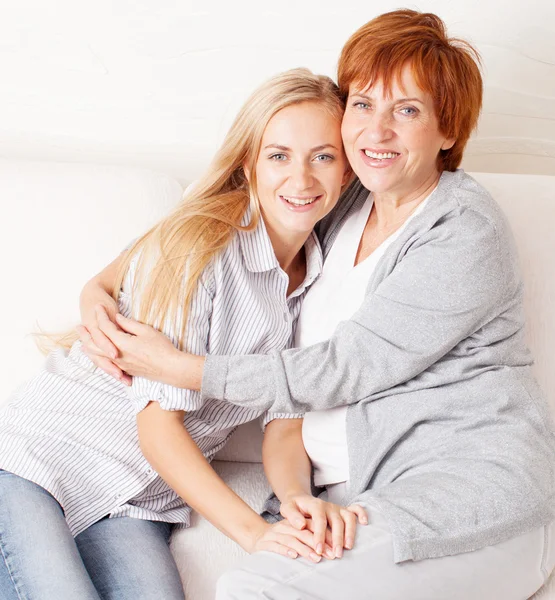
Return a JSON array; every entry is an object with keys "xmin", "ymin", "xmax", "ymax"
[{"xmin": 0, "ymin": 158, "xmax": 183, "ymax": 400}]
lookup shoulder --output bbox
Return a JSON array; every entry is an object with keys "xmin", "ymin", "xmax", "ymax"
[
  {"xmin": 436, "ymin": 170, "xmax": 510, "ymax": 233},
  {"xmin": 423, "ymin": 170, "xmax": 516, "ymax": 256}
]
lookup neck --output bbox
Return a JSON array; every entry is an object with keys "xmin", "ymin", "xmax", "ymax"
[
  {"xmin": 264, "ymin": 222, "xmax": 308, "ymax": 274},
  {"xmin": 372, "ymin": 170, "xmax": 441, "ymax": 228}
]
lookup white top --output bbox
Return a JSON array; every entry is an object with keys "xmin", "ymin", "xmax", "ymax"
[
  {"xmin": 0, "ymin": 211, "xmax": 321, "ymax": 536},
  {"xmin": 299, "ymin": 191, "xmax": 434, "ymax": 491}
]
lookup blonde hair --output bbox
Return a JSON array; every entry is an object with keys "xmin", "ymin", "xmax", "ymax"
[{"xmin": 45, "ymin": 68, "xmax": 344, "ymax": 352}]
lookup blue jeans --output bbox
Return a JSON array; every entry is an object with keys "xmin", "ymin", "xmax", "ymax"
[{"xmin": 0, "ymin": 470, "xmax": 186, "ymax": 599}]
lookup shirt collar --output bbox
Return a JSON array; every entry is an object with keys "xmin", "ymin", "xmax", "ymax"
[
  {"xmin": 238, "ymin": 206, "xmax": 279, "ymax": 273},
  {"xmin": 237, "ymin": 206, "xmax": 324, "ymax": 288}
]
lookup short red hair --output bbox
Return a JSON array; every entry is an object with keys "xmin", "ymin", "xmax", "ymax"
[{"xmin": 338, "ymin": 10, "xmax": 482, "ymax": 172}]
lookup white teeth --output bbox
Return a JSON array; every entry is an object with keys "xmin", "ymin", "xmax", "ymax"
[
  {"xmin": 364, "ymin": 150, "xmax": 399, "ymax": 159},
  {"xmin": 282, "ymin": 196, "xmax": 318, "ymax": 206}
]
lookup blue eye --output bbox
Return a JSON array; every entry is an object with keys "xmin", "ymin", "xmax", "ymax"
[
  {"xmin": 269, "ymin": 153, "xmax": 287, "ymax": 161},
  {"xmin": 314, "ymin": 154, "xmax": 334, "ymax": 162},
  {"xmin": 353, "ymin": 101, "xmax": 370, "ymax": 110},
  {"xmin": 399, "ymin": 106, "xmax": 418, "ymax": 116}
]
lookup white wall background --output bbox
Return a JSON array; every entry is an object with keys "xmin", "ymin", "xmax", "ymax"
[{"xmin": 0, "ymin": 0, "xmax": 554, "ymax": 183}]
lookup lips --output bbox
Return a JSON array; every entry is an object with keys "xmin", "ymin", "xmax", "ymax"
[
  {"xmin": 360, "ymin": 149, "xmax": 401, "ymax": 168},
  {"xmin": 363, "ymin": 150, "xmax": 400, "ymax": 160},
  {"xmin": 280, "ymin": 195, "xmax": 319, "ymax": 206},
  {"xmin": 279, "ymin": 195, "xmax": 322, "ymax": 207}
]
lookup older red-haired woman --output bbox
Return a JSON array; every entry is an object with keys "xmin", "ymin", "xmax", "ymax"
[{"xmin": 88, "ymin": 10, "xmax": 555, "ymax": 599}]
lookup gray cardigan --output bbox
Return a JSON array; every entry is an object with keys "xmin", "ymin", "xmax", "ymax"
[{"xmin": 202, "ymin": 170, "xmax": 555, "ymax": 562}]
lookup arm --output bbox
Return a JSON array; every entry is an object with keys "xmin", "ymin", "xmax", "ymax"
[
  {"xmin": 263, "ymin": 418, "xmax": 367, "ymax": 558},
  {"xmin": 263, "ymin": 419, "xmax": 312, "ymax": 506},
  {"xmin": 199, "ymin": 208, "xmax": 517, "ymax": 413},
  {"xmin": 137, "ymin": 402, "xmax": 322, "ymax": 561}
]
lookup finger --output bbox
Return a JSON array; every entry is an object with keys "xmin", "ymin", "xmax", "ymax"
[
  {"xmin": 115, "ymin": 312, "xmax": 148, "ymax": 336},
  {"xmin": 90, "ymin": 355, "xmax": 124, "ymax": 381},
  {"xmin": 328, "ymin": 511, "xmax": 345, "ymax": 558},
  {"xmin": 81, "ymin": 340, "xmax": 110, "ymax": 359},
  {"xmin": 341, "ymin": 508, "xmax": 357, "ymax": 550},
  {"xmin": 257, "ymin": 540, "xmax": 298, "ymax": 560},
  {"xmin": 280, "ymin": 503, "xmax": 307, "ymax": 530},
  {"xmin": 96, "ymin": 305, "xmax": 130, "ymax": 345},
  {"xmin": 76, "ymin": 324, "xmax": 92, "ymax": 344},
  {"xmin": 88, "ymin": 326, "xmax": 119, "ymax": 360},
  {"xmin": 273, "ymin": 533, "xmax": 321, "ymax": 564},
  {"xmin": 347, "ymin": 504, "xmax": 368, "ymax": 525},
  {"xmin": 309, "ymin": 507, "xmax": 327, "ymax": 556},
  {"xmin": 305, "ymin": 519, "xmax": 335, "ymax": 559},
  {"xmin": 120, "ymin": 372, "xmax": 133, "ymax": 386}
]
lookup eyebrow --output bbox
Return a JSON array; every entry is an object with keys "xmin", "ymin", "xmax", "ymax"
[
  {"xmin": 351, "ymin": 93, "xmax": 425, "ymax": 105},
  {"xmin": 263, "ymin": 143, "xmax": 339, "ymax": 152}
]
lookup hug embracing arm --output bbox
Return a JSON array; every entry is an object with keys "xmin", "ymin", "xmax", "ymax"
[{"xmin": 201, "ymin": 205, "xmax": 519, "ymax": 414}]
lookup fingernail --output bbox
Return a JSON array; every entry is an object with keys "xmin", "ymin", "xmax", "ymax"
[
  {"xmin": 295, "ymin": 519, "xmax": 304, "ymax": 528},
  {"xmin": 345, "ymin": 538, "xmax": 353, "ymax": 550},
  {"xmin": 334, "ymin": 546, "xmax": 343, "ymax": 558},
  {"xmin": 287, "ymin": 550, "xmax": 298, "ymax": 559},
  {"xmin": 361, "ymin": 518, "xmax": 368, "ymax": 525},
  {"xmin": 316, "ymin": 543, "xmax": 323, "ymax": 555},
  {"xmin": 309, "ymin": 552, "xmax": 321, "ymax": 563},
  {"xmin": 324, "ymin": 547, "xmax": 335, "ymax": 559}
]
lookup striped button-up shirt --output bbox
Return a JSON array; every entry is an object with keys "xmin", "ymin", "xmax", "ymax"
[{"xmin": 0, "ymin": 212, "xmax": 321, "ymax": 536}]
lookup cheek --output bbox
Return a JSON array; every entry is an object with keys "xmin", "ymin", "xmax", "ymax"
[
  {"xmin": 341, "ymin": 114, "xmax": 358, "ymax": 145},
  {"xmin": 256, "ymin": 163, "xmax": 286, "ymax": 193}
]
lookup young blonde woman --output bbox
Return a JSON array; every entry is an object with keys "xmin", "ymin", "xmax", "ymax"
[{"xmin": 0, "ymin": 69, "xmax": 357, "ymax": 600}]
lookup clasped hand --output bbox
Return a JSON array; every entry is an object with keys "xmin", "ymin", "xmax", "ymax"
[
  {"xmin": 252, "ymin": 494, "xmax": 367, "ymax": 563},
  {"xmin": 77, "ymin": 304, "xmax": 184, "ymax": 387}
]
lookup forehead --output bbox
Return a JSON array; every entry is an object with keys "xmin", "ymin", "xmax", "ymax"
[{"xmin": 262, "ymin": 102, "xmax": 342, "ymax": 139}]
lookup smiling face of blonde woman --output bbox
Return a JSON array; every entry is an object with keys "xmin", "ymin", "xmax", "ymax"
[{"xmin": 252, "ymin": 101, "xmax": 349, "ymax": 241}]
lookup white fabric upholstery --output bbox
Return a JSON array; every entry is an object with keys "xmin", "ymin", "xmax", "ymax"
[
  {"xmin": 0, "ymin": 158, "xmax": 183, "ymax": 398},
  {"xmin": 0, "ymin": 160, "xmax": 553, "ymax": 598}
]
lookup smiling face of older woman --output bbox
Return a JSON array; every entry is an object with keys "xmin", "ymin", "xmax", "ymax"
[
  {"xmin": 341, "ymin": 63, "xmax": 455, "ymax": 201},
  {"xmin": 337, "ymin": 10, "xmax": 483, "ymax": 196}
]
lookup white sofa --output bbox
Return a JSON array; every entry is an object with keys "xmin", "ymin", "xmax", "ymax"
[{"xmin": 1, "ymin": 157, "xmax": 554, "ymax": 599}]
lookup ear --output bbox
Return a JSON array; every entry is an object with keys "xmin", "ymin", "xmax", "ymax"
[
  {"xmin": 342, "ymin": 165, "xmax": 353, "ymax": 187},
  {"xmin": 441, "ymin": 137, "xmax": 456, "ymax": 151}
]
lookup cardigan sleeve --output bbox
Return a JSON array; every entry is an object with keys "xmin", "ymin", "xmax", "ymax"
[{"xmin": 201, "ymin": 206, "xmax": 520, "ymax": 414}]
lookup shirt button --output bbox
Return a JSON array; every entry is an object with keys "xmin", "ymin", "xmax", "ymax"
[
  {"xmin": 146, "ymin": 467, "xmax": 153, "ymax": 475},
  {"xmin": 283, "ymin": 312, "xmax": 288, "ymax": 321},
  {"xmin": 114, "ymin": 493, "xmax": 122, "ymax": 501}
]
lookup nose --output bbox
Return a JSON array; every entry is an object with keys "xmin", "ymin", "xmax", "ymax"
[
  {"xmin": 289, "ymin": 160, "xmax": 314, "ymax": 191},
  {"xmin": 366, "ymin": 111, "xmax": 393, "ymax": 144}
]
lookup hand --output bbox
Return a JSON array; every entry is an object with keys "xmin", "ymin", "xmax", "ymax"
[
  {"xmin": 94, "ymin": 305, "xmax": 191, "ymax": 387},
  {"xmin": 280, "ymin": 493, "xmax": 367, "ymax": 558},
  {"xmin": 249, "ymin": 520, "xmax": 324, "ymax": 563},
  {"xmin": 77, "ymin": 296, "xmax": 132, "ymax": 385}
]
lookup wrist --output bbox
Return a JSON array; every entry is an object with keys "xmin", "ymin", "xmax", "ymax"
[
  {"xmin": 237, "ymin": 516, "xmax": 269, "ymax": 554},
  {"xmin": 175, "ymin": 353, "xmax": 205, "ymax": 391},
  {"xmin": 281, "ymin": 489, "xmax": 311, "ymax": 504}
]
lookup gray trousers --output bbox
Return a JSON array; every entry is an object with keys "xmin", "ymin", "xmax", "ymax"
[{"xmin": 216, "ymin": 502, "xmax": 555, "ymax": 600}]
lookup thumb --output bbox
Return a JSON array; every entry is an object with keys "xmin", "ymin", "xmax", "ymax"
[
  {"xmin": 115, "ymin": 313, "xmax": 146, "ymax": 335},
  {"xmin": 280, "ymin": 502, "xmax": 307, "ymax": 530}
]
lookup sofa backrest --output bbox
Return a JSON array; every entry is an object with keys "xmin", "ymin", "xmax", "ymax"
[
  {"xmin": 0, "ymin": 158, "xmax": 183, "ymax": 396},
  {"xmin": 0, "ymin": 160, "xmax": 553, "ymax": 464}
]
